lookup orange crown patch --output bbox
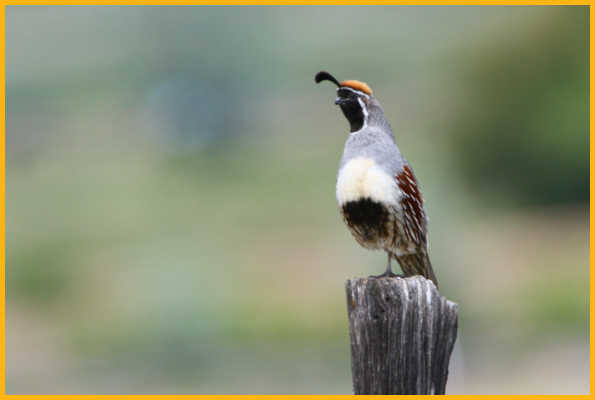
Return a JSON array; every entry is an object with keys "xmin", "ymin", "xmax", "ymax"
[{"xmin": 340, "ymin": 80, "xmax": 373, "ymax": 95}]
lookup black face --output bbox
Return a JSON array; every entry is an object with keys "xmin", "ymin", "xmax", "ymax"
[{"xmin": 335, "ymin": 88, "xmax": 365, "ymax": 132}]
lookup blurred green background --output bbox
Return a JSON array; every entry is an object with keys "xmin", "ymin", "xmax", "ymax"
[{"xmin": 6, "ymin": 6, "xmax": 588, "ymax": 394}]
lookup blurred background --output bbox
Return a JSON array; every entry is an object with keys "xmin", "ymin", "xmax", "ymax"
[{"xmin": 6, "ymin": 6, "xmax": 588, "ymax": 394}]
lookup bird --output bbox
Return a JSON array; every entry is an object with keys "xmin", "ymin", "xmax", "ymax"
[{"xmin": 315, "ymin": 71, "xmax": 438, "ymax": 288}]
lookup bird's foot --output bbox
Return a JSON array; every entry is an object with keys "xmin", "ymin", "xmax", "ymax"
[{"xmin": 368, "ymin": 272, "xmax": 404, "ymax": 279}]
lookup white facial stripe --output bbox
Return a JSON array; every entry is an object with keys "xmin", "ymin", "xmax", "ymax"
[
  {"xmin": 357, "ymin": 97, "xmax": 369, "ymax": 122},
  {"xmin": 337, "ymin": 86, "xmax": 370, "ymax": 99},
  {"xmin": 353, "ymin": 97, "xmax": 368, "ymax": 134}
]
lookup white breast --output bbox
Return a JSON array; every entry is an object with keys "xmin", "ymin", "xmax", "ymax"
[{"xmin": 336, "ymin": 157, "xmax": 400, "ymax": 206}]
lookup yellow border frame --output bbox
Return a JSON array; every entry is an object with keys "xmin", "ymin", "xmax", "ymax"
[{"xmin": 0, "ymin": 2, "xmax": 591, "ymax": 398}]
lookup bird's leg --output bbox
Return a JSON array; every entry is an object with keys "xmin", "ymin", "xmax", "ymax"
[
  {"xmin": 369, "ymin": 252, "xmax": 402, "ymax": 279},
  {"xmin": 385, "ymin": 251, "xmax": 393, "ymax": 275}
]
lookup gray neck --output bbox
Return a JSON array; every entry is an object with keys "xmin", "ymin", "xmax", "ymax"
[
  {"xmin": 339, "ymin": 96, "xmax": 405, "ymax": 175},
  {"xmin": 361, "ymin": 97, "xmax": 394, "ymax": 139}
]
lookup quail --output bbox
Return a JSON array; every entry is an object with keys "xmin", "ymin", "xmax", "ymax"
[{"xmin": 315, "ymin": 71, "xmax": 438, "ymax": 288}]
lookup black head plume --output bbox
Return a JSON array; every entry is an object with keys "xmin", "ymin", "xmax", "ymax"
[{"xmin": 315, "ymin": 71, "xmax": 341, "ymax": 87}]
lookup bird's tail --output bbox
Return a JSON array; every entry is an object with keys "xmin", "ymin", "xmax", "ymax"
[{"xmin": 395, "ymin": 251, "xmax": 439, "ymax": 289}]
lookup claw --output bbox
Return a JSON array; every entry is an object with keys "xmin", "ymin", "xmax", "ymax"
[{"xmin": 368, "ymin": 272, "xmax": 403, "ymax": 279}]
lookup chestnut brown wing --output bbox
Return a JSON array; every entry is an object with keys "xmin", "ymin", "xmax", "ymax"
[{"xmin": 395, "ymin": 165, "xmax": 427, "ymax": 246}]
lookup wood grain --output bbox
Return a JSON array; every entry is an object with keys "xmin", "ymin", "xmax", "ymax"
[{"xmin": 345, "ymin": 276, "xmax": 458, "ymax": 395}]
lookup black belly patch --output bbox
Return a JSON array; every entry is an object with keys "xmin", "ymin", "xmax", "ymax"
[{"xmin": 342, "ymin": 198, "xmax": 390, "ymax": 241}]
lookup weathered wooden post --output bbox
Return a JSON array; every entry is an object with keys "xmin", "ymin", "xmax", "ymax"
[{"xmin": 345, "ymin": 276, "xmax": 458, "ymax": 395}]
